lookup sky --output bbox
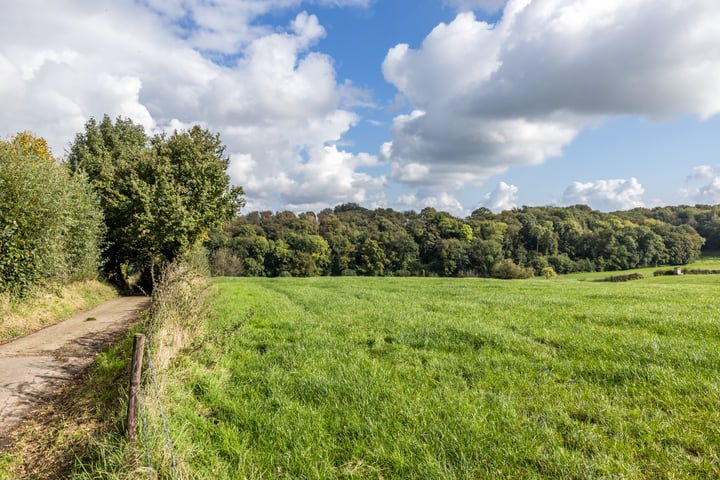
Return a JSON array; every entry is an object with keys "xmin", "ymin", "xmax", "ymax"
[{"xmin": 1, "ymin": 0, "xmax": 720, "ymax": 217}]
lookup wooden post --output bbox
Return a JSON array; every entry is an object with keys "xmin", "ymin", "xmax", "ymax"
[{"xmin": 127, "ymin": 333, "xmax": 145, "ymax": 441}]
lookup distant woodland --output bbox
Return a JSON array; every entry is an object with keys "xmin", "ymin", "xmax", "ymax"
[{"xmin": 207, "ymin": 204, "xmax": 714, "ymax": 278}]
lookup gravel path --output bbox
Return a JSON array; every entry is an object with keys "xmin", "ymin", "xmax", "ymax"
[{"xmin": 0, "ymin": 296, "xmax": 150, "ymax": 445}]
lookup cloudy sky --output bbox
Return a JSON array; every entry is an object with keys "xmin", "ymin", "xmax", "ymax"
[{"xmin": 2, "ymin": 0, "xmax": 720, "ymax": 216}]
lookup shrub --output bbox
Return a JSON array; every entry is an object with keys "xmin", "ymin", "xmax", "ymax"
[
  {"xmin": 0, "ymin": 133, "xmax": 104, "ymax": 296},
  {"xmin": 548, "ymin": 254, "xmax": 578, "ymax": 274},
  {"xmin": 595, "ymin": 273, "xmax": 644, "ymax": 283},
  {"xmin": 491, "ymin": 259, "xmax": 534, "ymax": 279},
  {"xmin": 684, "ymin": 269, "xmax": 720, "ymax": 275},
  {"xmin": 529, "ymin": 255, "xmax": 549, "ymax": 275},
  {"xmin": 654, "ymin": 270, "xmax": 674, "ymax": 277},
  {"xmin": 541, "ymin": 266, "xmax": 557, "ymax": 279}
]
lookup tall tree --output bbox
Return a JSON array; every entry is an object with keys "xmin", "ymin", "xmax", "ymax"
[{"xmin": 68, "ymin": 116, "xmax": 244, "ymax": 289}]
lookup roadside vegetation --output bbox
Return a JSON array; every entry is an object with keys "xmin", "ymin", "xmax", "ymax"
[
  {"xmin": 0, "ymin": 280, "xmax": 117, "ymax": 343},
  {"xmin": 0, "ymin": 133, "xmax": 104, "ymax": 298},
  {"xmin": 0, "ymin": 255, "xmax": 209, "ymax": 479}
]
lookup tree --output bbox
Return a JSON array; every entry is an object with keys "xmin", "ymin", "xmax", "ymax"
[{"xmin": 68, "ymin": 116, "xmax": 244, "ymax": 290}]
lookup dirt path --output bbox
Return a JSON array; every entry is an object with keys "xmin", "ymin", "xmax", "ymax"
[{"xmin": 0, "ymin": 296, "xmax": 150, "ymax": 444}]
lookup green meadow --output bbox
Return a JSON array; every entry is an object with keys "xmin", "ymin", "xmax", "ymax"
[{"xmin": 141, "ymin": 271, "xmax": 720, "ymax": 479}]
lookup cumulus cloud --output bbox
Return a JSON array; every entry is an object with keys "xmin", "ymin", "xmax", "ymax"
[
  {"xmin": 686, "ymin": 165, "xmax": 718, "ymax": 182},
  {"xmin": 143, "ymin": 0, "xmax": 370, "ymax": 54},
  {"xmin": 0, "ymin": 0, "xmax": 377, "ymax": 211},
  {"xmin": 382, "ymin": 0, "xmax": 720, "ymax": 189},
  {"xmin": 484, "ymin": 181, "xmax": 518, "ymax": 212},
  {"xmin": 284, "ymin": 145, "xmax": 384, "ymax": 209},
  {"xmin": 420, "ymin": 192, "xmax": 467, "ymax": 217},
  {"xmin": 561, "ymin": 178, "xmax": 645, "ymax": 211},
  {"xmin": 395, "ymin": 194, "xmax": 418, "ymax": 206},
  {"xmin": 682, "ymin": 165, "xmax": 720, "ymax": 204}
]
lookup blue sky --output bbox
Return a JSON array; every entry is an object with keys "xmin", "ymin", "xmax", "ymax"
[{"xmin": 1, "ymin": 0, "xmax": 720, "ymax": 216}]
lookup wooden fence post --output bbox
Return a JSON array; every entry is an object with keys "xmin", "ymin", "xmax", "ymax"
[{"xmin": 127, "ymin": 333, "xmax": 145, "ymax": 441}]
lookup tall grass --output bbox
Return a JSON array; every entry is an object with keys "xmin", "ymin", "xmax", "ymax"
[
  {"xmin": 68, "ymin": 259, "xmax": 212, "ymax": 479},
  {"xmin": 85, "ymin": 273, "xmax": 720, "ymax": 479}
]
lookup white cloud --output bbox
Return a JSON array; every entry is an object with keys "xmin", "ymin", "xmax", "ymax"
[
  {"xmin": 0, "ymin": 1, "xmax": 378, "ymax": 211},
  {"xmin": 682, "ymin": 165, "xmax": 720, "ymax": 204},
  {"xmin": 686, "ymin": 165, "xmax": 718, "ymax": 182},
  {"xmin": 382, "ymin": 0, "xmax": 720, "ymax": 190},
  {"xmin": 395, "ymin": 194, "xmax": 418, "ymax": 206},
  {"xmin": 283, "ymin": 145, "xmax": 384, "ymax": 208},
  {"xmin": 561, "ymin": 177, "xmax": 645, "ymax": 211},
  {"xmin": 143, "ymin": 0, "xmax": 370, "ymax": 54},
  {"xmin": 697, "ymin": 178, "xmax": 720, "ymax": 204},
  {"xmin": 421, "ymin": 192, "xmax": 467, "ymax": 217},
  {"xmin": 484, "ymin": 181, "xmax": 518, "ymax": 212}
]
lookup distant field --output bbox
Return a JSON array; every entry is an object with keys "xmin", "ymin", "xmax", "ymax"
[{"xmin": 141, "ymin": 273, "xmax": 720, "ymax": 479}]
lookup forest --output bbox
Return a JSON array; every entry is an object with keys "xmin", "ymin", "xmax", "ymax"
[{"xmin": 207, "ymin": 203, "xmax": 711, "ymax": 278}]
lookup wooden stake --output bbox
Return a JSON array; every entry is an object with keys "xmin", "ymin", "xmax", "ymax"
[{"xmin": 127, "ymin": 333, "xmax": 145, "ymax": 441}]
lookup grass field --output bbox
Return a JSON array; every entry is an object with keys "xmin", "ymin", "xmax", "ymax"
[{"xmin": 122, "ymin": 271, "xmax": 720, "ymax": 479}]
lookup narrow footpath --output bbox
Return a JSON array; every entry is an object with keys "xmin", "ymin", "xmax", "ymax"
[{"xmin": 0, "ymin": 296, "xmax": 150, "ymax": 445}]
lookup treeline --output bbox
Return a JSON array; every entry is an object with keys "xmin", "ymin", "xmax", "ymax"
[
  {"xmin": 1, "ymin": 116, "xmax": 243, "ymax": 297},
  {"xmin": 617, "ymin": 205, "xmax": 720, "ymax": 250},
  {"xmin": 207, "ymin": 203, "xmax": 708, "ymax": 278}
]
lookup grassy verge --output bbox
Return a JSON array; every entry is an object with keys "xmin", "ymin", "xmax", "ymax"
[
  {"xmin": 0, "ymin": 262, "xmax": 207, "ymax": 479},
  {"xmin": 0, "ymin": 280, "xmax": 118, "ymax": 343},
  {"xmin": 64, "ymin": 273, "xmax": 719, "ymax": 479},
  {"xmin": 0, "ymin": 328, "xmax": 142, "ymax": 479}
]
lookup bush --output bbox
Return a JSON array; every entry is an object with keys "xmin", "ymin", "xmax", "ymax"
[
  {"xmin": 541, "ymin": 266, "xmax": 557, "ymax": 279},
  {"xmin": 548, "ymin": 254, "xmax": 578, "ymax": 274},
  {"xmin": 529, "ymin": 255, "xmax": 549, "ymax": 275},
  {"xmin": 491, "ymin": 259, "xmax": 534, "ymax": 279},
  {"xmin": 595, "ymin": 273, "xmax": 644, "ymax": 283},
  {"xmin": 683, "ymin": 269, "xmax": 720, "ymax": 275},
  {"xmin": 0, "ymin": 133, "xmax": 104, "ymax": 297},
  {"xmin": 654, "ymin": 270, "xmax": 674, "ymax": 277}
]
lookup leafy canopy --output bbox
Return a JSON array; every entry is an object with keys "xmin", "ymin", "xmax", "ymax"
[{"xmin": 68, "ymin": 115, "xmax": 244, "ymax": 288}]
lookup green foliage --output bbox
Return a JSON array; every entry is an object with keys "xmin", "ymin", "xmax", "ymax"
[
  {"xmin": 491, "ymin": 258, "xmax": 535, "ymax": 279},
  {"xmin": 74, "ymin": 275, "xmax": 720, "ymax": 478},
  {"xmin": 0, "ymin": 132, "xmax": 104, "ymax": 296},
  {"xmin": 541, "ymin": 266, "xmax": 557, "ymax": 279},
  {"xmin": 595, "ymin": 272, "xmax": 644, "ymax": 282},
  {"xmin": 67, "ymin": 115, "xmax": 244, "ymax": 289},
  {"xmin": 207, "ymin": 203, "xmax": 710, "ymax": 279}
]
